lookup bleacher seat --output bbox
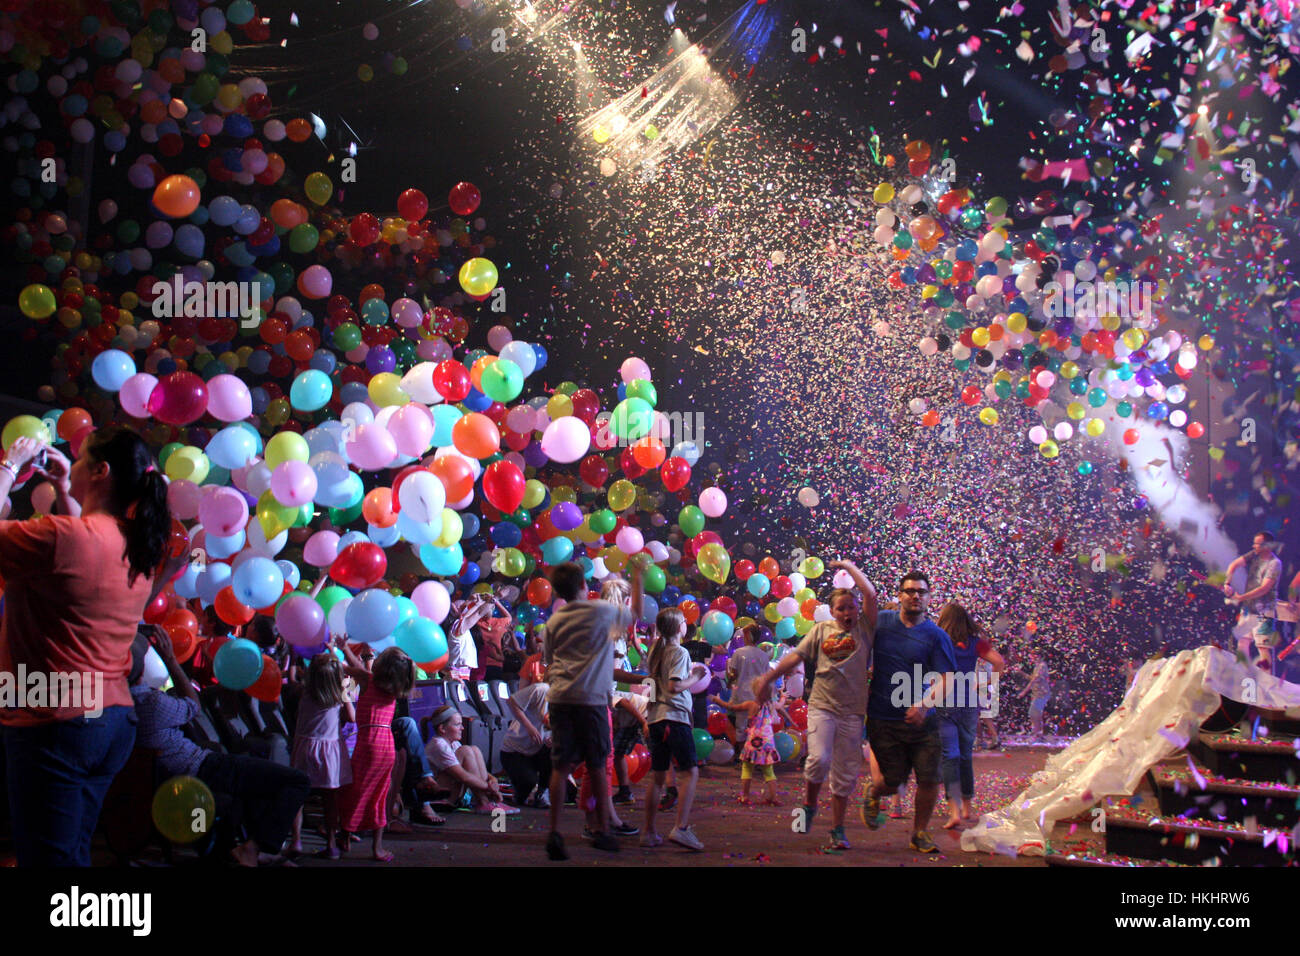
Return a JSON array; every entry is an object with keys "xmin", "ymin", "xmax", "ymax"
[{"xmin": 445, "ymin": 679, "xmax": 493, "ymax": 763}]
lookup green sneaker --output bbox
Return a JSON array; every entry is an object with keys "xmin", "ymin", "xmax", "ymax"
[
  {"xmin": 799, "ymin": 804, "xmax": 817, "ymax": 833},
  {"xmin": 910, "ymin": 830, "xmax": 941, "ymax": 854},
  {"xmin": 827, "ymin": 825, "xmax": 851, "ymax": 850},
  {"xmin": 860, "ymin": 792, "xmax": 881, "ymax": 829}
]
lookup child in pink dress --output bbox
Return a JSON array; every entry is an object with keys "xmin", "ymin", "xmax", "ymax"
[
  {"xmin": 336, "ymin": 642, "xmax": 416, "ymax": 862},
  {"xmin": 711, "ymin": 693, "xmax": 794, "ymax": 805},
  {"xmin": 289, "ymin": 651, "xmax": 355, "ymax": 858}
]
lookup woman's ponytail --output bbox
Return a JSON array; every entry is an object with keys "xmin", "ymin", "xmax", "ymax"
[{"xmin": 83, "ymin": 426, "xmax": 172, "ymax": 584}]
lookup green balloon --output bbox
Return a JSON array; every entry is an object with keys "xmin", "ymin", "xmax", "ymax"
[
  {"xmin": 643, "ymin": 564, "xmax": 666, "ymax": 594},
  {"xmin": 333, "ymin": 322, "xmax": 361, "ymax": 351},
  {"xmin": 624, "ymin": 379, "xmax": 657, "ymax": 407},
  {"xmin": 692, "ymin": 729, "xmax": 715, "ymax": 761},
  {"xmin": 481, "ymin": 358, "xmax": 524, "ymax": 403},
  {"xmin": 610, "ymin": 397, "xmax": 653, "ymax": 441},
  {"xmin": 678, "ymin": 505, "xmax": 705, "ymax": 538},
  {"xmin": 589, "ymin": 509, "xmax": 617, "ymax": 535},
  {"xmin": 316, "ymin": 585, "xmax": 351, "ymax": 615},
  {"xmin": 288, "ymin": 223, "xmax": 319, "ymax": 254},
  {"xmin": 329, "ymin": 499, "xmax": 364, "ymax": 526}
]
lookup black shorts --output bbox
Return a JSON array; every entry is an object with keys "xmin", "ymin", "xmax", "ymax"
[
  {"xmin": 648, "ymin": 720, "xmax": 697, "ymax": 772},
  {"xmin": 549, "ymin": 703, "xmax": 611, "ymax": 769},
  {"xmin": 866, "ymin": 715, "xmax": 942, "ymax": 788},
  {"xmin": 612, "ymin": 720, "xmax": 643, "ymax": 757}
]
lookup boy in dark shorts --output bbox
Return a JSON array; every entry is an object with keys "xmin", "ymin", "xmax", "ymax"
[
  {"xmin": 542, "ymin": 561, "xmax": 642, "ymax": 860},
  {"xmin": 861, "ymin": 571, "xmax": 957, "ymax": 854}
]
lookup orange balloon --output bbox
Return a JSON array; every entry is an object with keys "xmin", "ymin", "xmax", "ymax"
[
  {"xmin": 152, "ymin": 175, "xmax": 201, "ymax": 218},
  {"xmin": 57, "ymin": 407, "xmax": 92, "ymax": 441},
  {"xmin": 451, "ymin": 412, "xmax": 500, "ymax": 459},
  {"xmin": 247, "ymin": 655, "xmax": 282, "ymax": 702},
  {"xmin": 285, "ymin": 118, "xmax": 313, "ymax": 143},
  {"xmin": 630, "ymin": 436, "xmax": 666, "ymax": 469},
  {"xmin": 362, "ymin": 487, "xmax": 398, "ymax": 527},
  {"xmin": 418, "ymin": 653, "xmax": 450, "ymax": 675},
  {"xmin": 167, "ymin": 626, "xmax": 198, "ymax": 663},
  {"xmin": 800, "ymin": 598, "xmax": 819, "ymax": 620},
  {"xmin": 905, "ymin": 140, "xmax": 931, "ymax": 162},
  {"xmin": 758, "ymin": 557, "xmax": 780, "ymax": 579},
  {"xmin": 680, "ymin": 599, "xmax": 701, "ymax": 625},
  {"xmin": 526, "ymin": 578, "xmax": 553, "ymax": 607},
  {"xmin": 921, "ymin": 409, "xmax": 941, "ymax": 427},
  {"xmin": 427, "ymin": 456, "xmax": 474, "ymax": 501},
  {"xmin": 163, "ymin": 608, "xmax": 199, "ymax": 638},
  {"xmin": 215, "ymin": 586, "xmax": 255, "ymax": 627},
  {"xmin": 269, "ymin": 198, "xmax": 308, "ymax": 229},
  {"xmin": 469, "ymin": 356, "xmax": 497, "ymax": 393}
]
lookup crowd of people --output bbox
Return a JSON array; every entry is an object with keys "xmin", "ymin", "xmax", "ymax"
[{"xmin": 3, "ymin": 424, "xmax": 1296, "ymax": 867}]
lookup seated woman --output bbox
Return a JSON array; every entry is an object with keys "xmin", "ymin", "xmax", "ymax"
[{"xmin": 424, "ymin": 705, "xmax": 517, "ymax": 816}]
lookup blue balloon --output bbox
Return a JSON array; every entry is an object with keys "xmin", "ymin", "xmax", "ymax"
[
  {"xmin": 419, "ymin": 543, "xmax": 464, "ymax": 577},
  {"xmin": 461, "ymin": 388, "xmax": 491, "ymax": 412},
  {"xmin": 196, "ymin": 562, "xmax": 233, "ymax": 606},
  {"xmin": 174, "ymin": 223, "xmax": 205, "ymax": 258},
  {"xmin": 747, "ymin": 574, "xmax": 771, "ymax": 598},
  {"xmin": 459, "ymin": 564, "xmax": 481, "ymax": 588},
  {"xmin": 367, "ymin": 522, "xmax": 401, "ymax": 548},
  {"xmin": 395, "ymin": 596, "xmax": 419, "ymax": 626},
  {"xmin": 90, "ymin": 349, "xmax": 136, "ymax": 392},
  {"xmin": 231, "ymin": 556, "xmax": 284, "ymax": 608},
  {"xmin": 531, "ymin": 344, "xmax": 548, "ymax": 370},
  {"xmin": 490, "ymin": 521, "xmax": 523, "ymax": 548},
  {"xmin": 206, "ymin": 425, "xmax": 258, "ymax": 469},
  {"xmin": 774, "ymin": 617, "xmax": 796, "ymax": 641},
  {"xmin": 459, "ymin": 512, "xmax": 480, "ymax": 539},
  {"xmin": 394, "ymin": 617, "xmax": 448, "ymax": 662},
  {"xmin": 345, "ymin": 589, "xmax": 401, "ymax": 643},
  {"xmin": 395, "ymin": 511, "xmax": 438, "ymax": 547},
  {"xmin": 431, "ymin": 405, "xmax": 463, "ymax": 447},
  {"xmin": 276, "ymin": 559, "xmax": 301, "ymax": 589},
  {"xmin": 209, "ymin": 195, "xmax": 241, "ymax": 226},
  {"xmin": 540, "ymin": 536, "xmax": 573, "ymax": 565},
  {"xmin": 290, "ymin": 369, "xmax": 333, "ymax": 412},
  {"xmin": 205, "ymin": 530, "xmax": 246, "ymax": 560},
  {"xmin": 173, "ymin": 562, "xmax": 203, "ymax": 600},
  {"xmin": 213, "ymin": 638, "xmax": 264, "ymax": 690},
  {"xmin": 701, "ymin": 610, "xmax": 735, "ymax": 646}
]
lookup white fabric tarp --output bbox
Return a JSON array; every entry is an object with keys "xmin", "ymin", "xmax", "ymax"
[{"xmin": 960, "ymin": 646, "xmax": 1300, "ymax": 856}]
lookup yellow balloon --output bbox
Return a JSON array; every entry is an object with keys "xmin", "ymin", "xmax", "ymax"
[
  {"xmin": 522, "ymin": 479, "xmax": 547, "ymax": 509},
  {"xmin": 151, "ymin": 776, "xmax": 216, "ymax": 844},
  {"xmin": 257, "ymin": 490, "xmax": 297, "ymax": 539},
  {"xmin": 1067, "ymin": 402, "xmax": 1086, "ymax": 420},
  {"xmin": 763, "ymin": 603, "xmax": 783, "ymax": 624},
  {"xmin": 608, "ymin": 479, "xmax": 636, "ymax": 512},
  {"xmin": 576, "ymin": 521, "xmax": 601, "ymax": 544},
  {"xmin": 368, "ymin": 372, "xmax": 409, "ymax": 407},
  {"xmin": 1006, "ymin": 312, "xmax": 1027, "ymax": 334},
  {"xmin": 979, "ymin": 407, "xmax": 999, "ymax": 426},
  {"xmin": 793, "ymin": 587, "xmax": 815, "ymax": 604},
  {"xmin": 264, "ymin": 431, "xmax": 309, "ymax": 469},
  {"xmin": 971, "ymin": 327, "xmax": 990, "ymax": 347},
  {"xmin": 550, "ymin": 485, "xmax": 577, "ymax": 504},
  {"xmin": 458, "ymin": 257, "xmax": 499, "ymax": 297},
  {"xmin": 794, "ymin": 615, "xmax": 814, "ymax": 637},
  {"xmin": 264, "ymin": 397, "xmax": 291, "ymax": 428},
  {"xmin": 2, "ymin": 414, "xmax": 50, "ymax": 450},
  {"xmin": 1084, "ymin": 418, "xmax": 1106, "ymax": 438},
  {"xmin": 873, "ymin": 183, "xmax": 895, "ymax": 203},
  {"xmin": 1039, "ymin": 440, "xmax": 1060, "ymax": 459},
  {"xmin": 304, "ymin": 172, "xmax": 334, "ymax": 206},
  {"xmin": 1198, "ymin": 335, "xmax": 1215, "ymax": 351},
  {"xmin": 546, "ymin": 393, "xmax": 574, "ymax": 419},
  {"xmin": 603, "ymin": 548, "xmax": 628, "ymax": 573},
  {"xmin": 433, "ymin": 508, "xmax": 463, "ymax": 548},
  {"xmin": 1060, "ymin": 361, "xmax": 1079, "ymax": 379},
  {"xmin": 164, "ymin": 446, "xmax": 210, "ymax": 483}
]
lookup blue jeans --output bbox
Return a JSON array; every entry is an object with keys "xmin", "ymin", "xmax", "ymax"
[
  {"xmin": 393, "ymin": 716, "xmax": 434, "ymax": 812},
  {"xmin": 938, "ymin": 706, "xmax": 977, "ymax": 801},
  {"xmin": 2, "ymin": 706, "xmax": 137, "ymax": 866}
]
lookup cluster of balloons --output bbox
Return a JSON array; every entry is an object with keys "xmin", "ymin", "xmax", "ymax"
[{"xmin": 870, "ymin": 139, "xmax": 1209, "ymax": 468}]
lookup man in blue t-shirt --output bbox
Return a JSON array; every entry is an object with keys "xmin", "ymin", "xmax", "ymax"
[{"xmin": 860, "ymin": 571, "xmax": 957, "ymax": 854}]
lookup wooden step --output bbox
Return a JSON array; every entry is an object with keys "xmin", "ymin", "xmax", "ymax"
[
  {"xmin": 1149, "ymin": 764, "xmax": 1300, "ymax": 829},
  {"xmin": 1189, "ymin": 729, "xmax": 1300, "ymax": 784},
  {"xmin": 1102, "ymin": 802, "xmax": 1297, "ymax": 867}
]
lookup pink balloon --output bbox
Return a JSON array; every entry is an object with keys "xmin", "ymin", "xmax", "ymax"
[
  {"xmin": 119, "ymin": 372, "xmax": 159, "ymax": 419},
  {"xmin": 346, "ymin": 423, "xmax": 397, "ymax": 471},
  {"xmin": 391, "ymin": 298, "xmax": 423, "ymax": 328},
  {"xmin": 30, "ymin": 482, "xmax": 56, "ymax": 514},
  {"xmin": 206, "ymin": 374, "xmax": 253, "ymax": 422},
  {"xmin": 198, "ymin": 486, "xmax": 249, "ymax": 537},
  {"xmin": 615, "ymin": 526, "xmax": 644, "ymax": 555},
  {"xmin": 540, "ymin": 416, "xmax": 590, "ymax": 463},
  {"xmin": 619, "ymin": 357, "xmax": 652, "ymax": 384},
  {"xmin": 270, "ymin": 460, "xmax": 317, "ymax": 507},
  {"xmin": 298, "ymin": 264, "xmax": 333, "ymax": 299},
  {"xmin": 167, "ymin": 479, "xmax": 203, "ymax": 520},
  {"xmin": 147, "ymin": 371, "xmax": 208, "ymax": 425},
  {"xmin": 698, "ymin": 487, "xmax": 728, "ymax": 518},
  {"xmin": 276, "ymin": 593, "xmax": 327, "ymax": 648},
  {"xmin": 412, "ymin": 580, "xmax": 451, "ymax": 624},
  {"xmin": 388, "ymin": 404, "xmax": 435, "ymax": 457},
  {"xmin": 303, "ymin": 530, "xmax": 340, "ymax": 567}
]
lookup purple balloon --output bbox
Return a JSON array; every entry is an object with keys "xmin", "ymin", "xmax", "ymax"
[
  {"xmin": 522, "ymin": 441, "xmax": 548, "ymax": 469},
  {"xmin": 550, "ymin": 502, "xmax": 583, "ymax": 531},
  {"xmin": 365, "ymin": 346, "xmax": 396, "ymax": 375}
]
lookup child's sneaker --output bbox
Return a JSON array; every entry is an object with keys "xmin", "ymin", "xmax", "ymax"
[
  {"xmin": 531, "ymin": 790, "xmax": 551, "ymax": 809},
  {"xmin": 826, "ymin": 826, "xmax": 851, "ymax": 850},
  {"xmin": 798, "ymin": 804, "xmax": 817, "ymax": 832},
  {"xmin": 860, "ymin": 792, "xmax": 881, "ymax": 829},
  {"xmin": 658, "ymin": 786, "xmax": 678, "ymax": 812},
  {"xmin": 910, "ymin": 830, "xmax": 941, "ymax": 854},
  {"xmin": 639, "ymin": 831, "xmax": 664, "ymax": 848},
  {"xmin": 612, "ymin": 786, "xmax": 634, "ymax": 804},
  {"xmin": 668, "ymin": 825, "xmax": 704, "ymax": 852},
  {"xmin": 590, "ymin": 830, "xmax": 620, "ymax": 853}
]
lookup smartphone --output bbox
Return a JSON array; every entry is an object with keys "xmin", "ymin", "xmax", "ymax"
[{"xmin": 34, "ymin": 449, "xmax": 47, "ymax": 470}]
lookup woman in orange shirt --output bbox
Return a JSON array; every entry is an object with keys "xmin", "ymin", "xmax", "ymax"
[{"xmin": 0, "ymin": 426, "xmax": 171, "ymax": 866}]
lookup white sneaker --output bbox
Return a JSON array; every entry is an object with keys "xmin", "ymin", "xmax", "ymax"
[
  {"xmin": 668, "ymin": 825, "xmax": 704, "ymax": 852},
  {"xmin": 639, "ymin": 831, "xmax": 663, "ymax": 848},
  {"xmin": 532, "ymin": 791, "xmax": 551, "ymax": 809}
]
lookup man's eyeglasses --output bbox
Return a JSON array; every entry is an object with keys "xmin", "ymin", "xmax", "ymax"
[{"xmin": 900, "ymin": 588, "xmax": 928, "ymax": 596}]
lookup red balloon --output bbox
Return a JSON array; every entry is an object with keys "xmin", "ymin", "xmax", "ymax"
[
  {"xmin": 569, "ymin": 388, "xmax": 600, "ymax": 424},
  {"xmin": 349, "ymin": 213, "xmax": 381, "ymax": 246},
  {"xmin": 707, "ymin": 711, "xmax": 730, "ymax": 736},
  {"xmin": 396, "ymin": 188, "xmax": 428, "ymax": 222},
  {"xmin": 432, "ymin": 361, "xmax": 471, "ymax": 402},
  {"xmin": 482, "ymin": 460, "xmax": 525, "ymax": 514},
  {"xmin": 734, "ymin": 559, "xmax": 756, "ymax": 581},
  {"xmin": 709, "ymin": 596, "xmax": 738, "ymax": 619},
  {"xmin": 448, "ymin": 181, "xmax": 481, "ymax": 217},
  {"xmin": 330, "ymin": 542, "xmax": 388, "ymax": 589},
  {"xmin": 247, "ymin": 655, "xmax": 282, "ymax": 702},
  {"xmin": 660, "ymin": 457, "xmax": 691, "ymax": 492},
  {"xmin": 215, "ymin": 587, "xmax": 255, "ymax": 627},
  {"xmin": 578, "ymin": 454, "xmax": 608, "ymax": 487},
  {"xmin": 143, "ymin": 590, "xmax": 170, "ymax": 624},
  {"xmin": 770, "ymin": 575, "xmax": 793, "ymax": 599},
  {"xmin": 619, "ymin": 446, "xmax": 647, "ymax": 479},
  {"xmin": 147, "ymin": 371, "xmax": 209, "ymax": 425}
]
